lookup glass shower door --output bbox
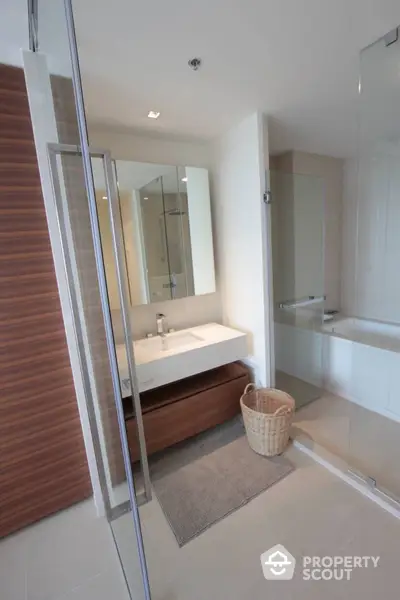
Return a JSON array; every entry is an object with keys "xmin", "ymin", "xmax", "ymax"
[
  {"xmin": 47, "ymin": 144, "xmax": 152, "ymax": 597},
  {"xmin": 30, "ymin": 1, "xmax": 152, "ymax": 598},
  {"xmin": 269, "ymin": 169, "xmax": 325, "ymax": 410},
  {"xmin": 348, "ymin": 26, "xmax": 400, "ymax": 502}
]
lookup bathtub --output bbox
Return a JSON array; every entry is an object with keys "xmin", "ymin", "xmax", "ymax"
[
  {"xmin": 275, "ymin": 316, "xmax": 400, "ymax": 423},
  {"xmin": 322, "ymin": 317, "xmax": 400, "ymax": 353}
]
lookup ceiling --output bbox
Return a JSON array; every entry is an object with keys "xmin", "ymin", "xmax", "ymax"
[
  {"xmin": 72, "ymin": 0, "xmax": 400, "ymax": 157},
  {"xmin": 3, "ymin": 1, "xmax": 400, "ymax": 158}
]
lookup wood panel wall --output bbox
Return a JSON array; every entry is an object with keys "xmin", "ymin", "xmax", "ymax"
[{"xmin": 0, "ymin": 64, "xmax": 92, "ymax": 538}]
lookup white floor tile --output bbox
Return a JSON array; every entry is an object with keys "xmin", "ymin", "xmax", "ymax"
[
  {"xmin": 110, "ymin": 515, "xmax": 147, "ymax": 600},
  {"xmin": 55, "ymin": 568, "xmax": 130, "ymax": 600},
  {"xmin": 0, "ymin": 500, "xmax": 130, "ymax": 600},
  {"xmin": 25, "ymin": 502, "xmax": 118, "ymax": 600},
  {"xmin": 112, "ymin": 446, "xmax": 400, "ymax": 600},
  {"xmin": 0, "ymin": 528, "xmax": 27, "ymax": 600},
  {"xmin": 4, "ymin": 391, "xmax": 400, "ymax": 600}
]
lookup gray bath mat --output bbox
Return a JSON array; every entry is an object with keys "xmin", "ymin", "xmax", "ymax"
[{"xmin": 149, "ymin": 417, "xmax": 294, "ymax": 546}]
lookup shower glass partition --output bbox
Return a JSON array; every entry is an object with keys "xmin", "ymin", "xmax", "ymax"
[
  {"xmin": 348, "ymin": 26, "xmax": 400, "ymax": 502},
  {"xmin": 29, "ymin": 1, "xmax": 152, "ymax": 598},
  {"xmin": 269, "ymin": 169, "xmax": 325, "ymax": 409}
]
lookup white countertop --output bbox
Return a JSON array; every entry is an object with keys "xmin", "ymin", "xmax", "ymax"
[{"xmin": 116, "ymin": 322, "xmax": 248, "ymax": 395}]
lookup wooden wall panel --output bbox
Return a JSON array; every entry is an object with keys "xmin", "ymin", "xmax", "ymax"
[{"xmin": 0, "ymin": 64, "xmax": 92, "ymax": 538}]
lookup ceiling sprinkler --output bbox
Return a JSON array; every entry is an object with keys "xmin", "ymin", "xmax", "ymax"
[{"xmin": 188, "ymin": 57, "xmax": 202, "ymax": 71}]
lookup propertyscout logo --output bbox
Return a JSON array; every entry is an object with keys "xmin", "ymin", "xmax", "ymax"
[
  {"xmin": 261, "ymin": 545, "xmax": 296, "ymax": 580},
  {"xmin": 260, "ymin": 545, "xmax": 380, "ymax": 582}
]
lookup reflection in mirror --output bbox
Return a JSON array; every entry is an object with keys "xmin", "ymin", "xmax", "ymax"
[
  {"xmin": 92, "ymin": 159, "xmax": 216, "ymax": 307},
  {"xmin": 138, "ymin": 166, "xmax": 194, "ymax": 302},
  {"xmin": 91, "ymin": 156, "xmax": 130, "ymax": 311}
]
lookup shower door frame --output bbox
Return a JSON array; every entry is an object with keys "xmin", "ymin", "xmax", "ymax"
[
  {"xmin": 47, "ymin": 143, "xmax": 152, "ymax": 600},
  {"xmin": 47, "ymin": 143, "xmax": 151, "ymax": 512},
  {"xmin": 28, "ymin": 0, "xmax": 152, "ymax": 597}
]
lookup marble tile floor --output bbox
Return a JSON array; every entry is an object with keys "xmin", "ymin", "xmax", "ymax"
[
  {"xmin": 0, "ymin": 499, "xmax": 131, "ymax": 600},
  {"xmin": 113, "ymin": 445, "xmax": 400, "ymax": 600},
  {"xmin": 294, "ymin": 389, "xmax": 400, "ymax": 500},
  {"xmin": 4, "ymin": 390, "xmax": 400, "ymax": 600}
]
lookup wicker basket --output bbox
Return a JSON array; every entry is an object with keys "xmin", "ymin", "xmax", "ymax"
[{"xmin": 240, "ymin": 384, "xmax": 295, "ymax": 457}]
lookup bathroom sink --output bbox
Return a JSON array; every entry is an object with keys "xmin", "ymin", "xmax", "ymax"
[
  {"xmin": 135, "ymin": 331, "xmax": 204, "ymax": 354},
  {"xmin": 165, "ymin": 331, "xmax": 203, "ymax": 349},
  {"xmin": 117, "ymin": 323, "xmax": 248, "ymax": 395}
]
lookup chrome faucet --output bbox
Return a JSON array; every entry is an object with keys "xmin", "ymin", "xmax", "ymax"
[{"xmin": 156, "ymin": 313, "xmax": 166, "ymax": 337}]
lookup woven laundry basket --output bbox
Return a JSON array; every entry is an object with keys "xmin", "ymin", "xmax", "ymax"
[{"xmin": 240, "ymin": 384, "xmax": 295, "ymax": 457}]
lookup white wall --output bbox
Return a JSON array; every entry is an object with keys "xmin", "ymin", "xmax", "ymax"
[
  {"xmin": 89, "ymin": 127, "xmax": 222, "ymax": 340},
  {"xmin": 341, "ymin": 147, "xmax": 400, "ymax": 324},
  {"xmin": 293, "ymin": 152, "xmax": 343, "ymax": 310},
  {"xmin": 89, "ymin": 128, "xmax": 212, "ymax": 168},
  {"xmin": 292, "ymin": 152, "xmax": 343, "ymax": 311},
  {"xmin": 270, "ymin": 163, "xmax": 325, "ymax": 306},
  {"xmin": 270, "ymin": 152, "xmax": 343, "ymax": 311},
  {"xmin": 211, "ymin": 112, "xmax": 270, "ymax": 385}
]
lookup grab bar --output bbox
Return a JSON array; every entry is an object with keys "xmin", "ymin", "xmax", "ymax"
[{"xmin": 278, "ymin": 295, "xmax": 326, "ymax": 309}]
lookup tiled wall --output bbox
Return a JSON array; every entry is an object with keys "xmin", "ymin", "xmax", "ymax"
[
  {"xmin": 341, "ymin": 150, "xmax": 400, "ymax": 324},
  {"xmin": 271, "ymin": 151, "xmax": 343, "ymax": 312},
  {"xmin": 292, "ymin": 152, "xmax": 343, "ymax": 311},
  {"xmin": 340, "ymin": 158, "xmax": 358, "ymax": 317}
]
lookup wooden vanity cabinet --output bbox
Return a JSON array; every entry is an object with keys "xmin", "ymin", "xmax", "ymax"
[{"xmin": 125, "ymin": 361, "xmax": 250, "ymax": 462}]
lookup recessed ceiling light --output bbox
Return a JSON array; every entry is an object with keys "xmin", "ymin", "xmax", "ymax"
[
  {"xmin": 148, "ymin": 110, "xmax": 160, "ymax": 119},
  {"xmin": 102, "ymin": 196, "xmax": 107, "ymax": 200},
  {"xmin": 181, "ymin": 177, "xmax": 188, "ymax": 182},
  {"xmin": 144, "ymin": 197, "xmax": 149, "ymax": 200}
]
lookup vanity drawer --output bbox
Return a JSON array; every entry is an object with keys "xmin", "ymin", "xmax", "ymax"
[{"xmin": 126, "ymin": 370, "xmax": 249, "ymax": 462}]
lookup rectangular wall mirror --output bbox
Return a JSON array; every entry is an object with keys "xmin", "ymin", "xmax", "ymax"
[{"xmin": 92, "ymin": 159, "xmax": 216, "ymax": 307}]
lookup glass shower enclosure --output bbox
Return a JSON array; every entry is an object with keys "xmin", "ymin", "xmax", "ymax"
[
  {"xmin": 269, "ymin": 169, "xmax": 325, "ymax": 409},
  {"xmin": 268, "ymin": 25, "xmax": 400, "ymax": 508},
  {"xmin": 347, "ymin": 25, "xmax": 400, "ymax": 502},
  {"xmin": 26, "ymin": 1, "xmax": 152, "ymax": 598}
]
